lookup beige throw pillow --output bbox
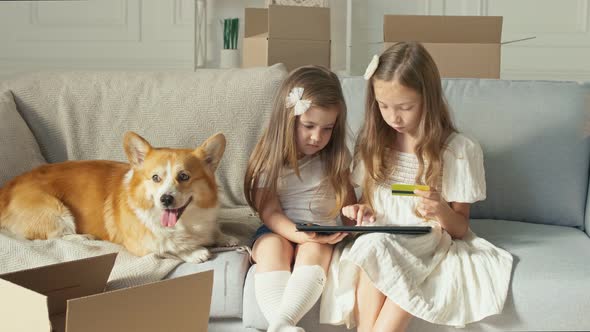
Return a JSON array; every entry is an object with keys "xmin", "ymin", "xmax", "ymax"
[{"xmin": 0, "ymin": 90, "xmax": 46, "ymax": 187}]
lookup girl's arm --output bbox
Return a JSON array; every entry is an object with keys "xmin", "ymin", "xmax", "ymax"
[
  {"xmin": 436, "ymin": 202, "xmax": 470, "ymax": 239},
  {"xmin": 341, "ymin": 180, "xmax": 377, "ymax": 225},
  {"xmin": 340, "ymin": 183, "xmax": 358, "ymax": 226},
  {"xmin": 415, "ymin": 189, "xmax": 470, "ymax": 239},
  {"xmin": 255, "ymin": 189, "xmax": 310, "ymax": 244}
]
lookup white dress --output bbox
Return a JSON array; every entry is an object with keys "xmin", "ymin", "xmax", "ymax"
[{"xmin": 320, "ymin": 133, "xmax": 513, "ymax": 328}]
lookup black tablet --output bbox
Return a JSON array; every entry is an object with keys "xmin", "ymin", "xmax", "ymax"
[{"xmin": 295, "ymin": 223, "xmax": 431, "ymax": 235}]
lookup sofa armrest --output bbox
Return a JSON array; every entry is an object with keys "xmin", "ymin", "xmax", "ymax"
[{"xmin": 586, "ymin": 191, "xmax": 590, "ymax": 238}]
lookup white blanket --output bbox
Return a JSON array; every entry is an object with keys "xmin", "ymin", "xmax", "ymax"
[
  {"xmin": 0, "ymin": 231, "xmax": 182, "ymax": 290},
  {"xmin": 0, "ymin": 210, "xmax": 260, "ymax": 290}
]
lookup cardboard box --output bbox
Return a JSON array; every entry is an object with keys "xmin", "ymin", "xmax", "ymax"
[
  {"xmin": 383, "ymin": 15, "xmax": 503, "ymax": 78},
  {"xmin": 243, "ymin": 5, "xmax": 331, "ymax": 71},
  {"xmin": 0, "ymin": 253, "xmax": 213, "ymax": 332}
]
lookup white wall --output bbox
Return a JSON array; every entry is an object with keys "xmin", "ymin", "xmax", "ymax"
[
  {"xmin": 0, "ymin": 0, "xmax": 347, "ymax": 78},
  {"xmin": 0, "ymin": 0, "xmax": 196, "ymax": 78},
  {"xmin": 1, "ymin": 0, "xmax": 589, "ymax": 81}
]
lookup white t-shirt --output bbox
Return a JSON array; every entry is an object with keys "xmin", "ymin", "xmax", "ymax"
[{"xmin": 259, "ymin": 154, "xmax": 338, "ymax": 225}]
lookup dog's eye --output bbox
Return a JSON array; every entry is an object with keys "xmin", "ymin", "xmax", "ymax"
[
  {"xmin": 152, "ymin": 174, "xmax": 161, "ymax": 183},
  {"xmin": 177, "ymin": 172, "xmax": 190, "ymax": 182}
]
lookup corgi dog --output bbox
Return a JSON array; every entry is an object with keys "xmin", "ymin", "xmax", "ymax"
[{"xmin": 0, "ymin": 131, "xmax": 238, "ymax": 263}]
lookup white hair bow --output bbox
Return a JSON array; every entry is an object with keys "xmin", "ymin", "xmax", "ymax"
[
  {"xmin": 363, "ymin": 54, "xmax": 380, "ymax": 80},
  {"xmin": 285, "ymin": 87, "xmax": 311, "ymax": 116}
]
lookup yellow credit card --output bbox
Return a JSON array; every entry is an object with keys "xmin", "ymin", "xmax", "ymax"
[{"xmin": 391, "ymin": 184, "xmax": 430, "ymax": 196}]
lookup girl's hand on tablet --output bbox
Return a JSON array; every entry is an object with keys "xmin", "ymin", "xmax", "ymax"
[{"xmin": 342, "ymin": 204, "xmax": 376, "ymax": 225}]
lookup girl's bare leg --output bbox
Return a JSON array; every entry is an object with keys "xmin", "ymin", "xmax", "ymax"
[
  {"xmin": 294, "ymin": 241, "xmax": 333, "ymax": 271},
  {"xmin": 355, "ymin": 268, "xmax": 386, "ymax": 332},
  {"xmin": 252, "ymin": 233, "xmax": 295, "ymax": 272},
  {"xmin": 373, "ymin": 298, "xmax": 413, "ymax": 332}
]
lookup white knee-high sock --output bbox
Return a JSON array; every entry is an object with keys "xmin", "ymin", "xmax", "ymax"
[
  {"xmin": 254, "ymin": 270, "xmax": 291, "ymax": 324},
  {"xmin": 269, "ymin": 265, "xmax": 326, "ymax": 332}
]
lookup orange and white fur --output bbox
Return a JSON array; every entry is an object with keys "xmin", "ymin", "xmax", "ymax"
[{"xmin": 0, "ymin": 131, "xmax": 238, "ymax": 263}]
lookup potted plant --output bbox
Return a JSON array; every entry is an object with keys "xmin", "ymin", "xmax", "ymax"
[{"xmin": 220, "ymin": 17, "xmax": 239, "ymax": 68}]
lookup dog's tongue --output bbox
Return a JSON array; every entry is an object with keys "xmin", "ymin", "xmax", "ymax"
[{"xmin": 161, "ymin": 210, "xmax": 178, "ymax": 227}]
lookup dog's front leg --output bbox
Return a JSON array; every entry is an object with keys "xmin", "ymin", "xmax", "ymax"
[
  {"xmin": 156, "ymin": 246, "xmax": 211, "ymax": 263},
  {"xmin": 215, "ymin": 228, "xmax": 239, "ymax": 247},
  {"xmin": 176, "ymin": 246, "xmax": 211, "ymax": 263}
]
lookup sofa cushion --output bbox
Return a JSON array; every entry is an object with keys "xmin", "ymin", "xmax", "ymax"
[
  {"xmin": 340, "ymin": 77, "xmax": 590, "ymax": 228},
  {"xmin": 166, "ymin": 250, "xmax": 250, "ymax": 319},
  {"xmin": 165, "ymin": 212, "xmax": 259, "ymax": 319},
  {"xmin": 242, "ymin": 264, "xmax": 265, "ymax": 328},
  {"xmin": 0, "ymin": 90, "xmax": 46, "ymax": 187},
  {"xmin": 445, "ymin": 79, "xmax": 589, "ymax": 228},
  {"xmin": 5, "ymin": 65, "xmax": 287, "ymax": 209},
  {"xmin": 243, "ymin": 220, "xmax": 590, "ymax": 331}
]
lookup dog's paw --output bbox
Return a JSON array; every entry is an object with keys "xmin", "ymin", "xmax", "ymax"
[
  {"xmin": 183, "ymin": 248, "xmax": 211, "ymax": 263},
  {"xmin": 219, "ymin": 234, "xmax": 240, "ymax": 247}
]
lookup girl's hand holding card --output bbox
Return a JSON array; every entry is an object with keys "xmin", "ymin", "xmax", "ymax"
[{"xmin": 413, "ymin": 188, "xmax": 451, "ymax": 219}]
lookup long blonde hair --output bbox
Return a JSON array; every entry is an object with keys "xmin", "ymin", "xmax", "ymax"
[
  {"xmin": 244, "ymin": 65, "xmax": 350, "ymax": 217},
  {"xmin": 357, "ymin": 42, "xmax": 456, "ymax": 210}
]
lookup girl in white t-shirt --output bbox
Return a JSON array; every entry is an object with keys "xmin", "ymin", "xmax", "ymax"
[
  {"xmin": 244, "ymin": 65, "xmax": 356, "ymax": 332},
  {"xmin": 320, "ymin": 42, "xmax": 513, "ymax": 331}
]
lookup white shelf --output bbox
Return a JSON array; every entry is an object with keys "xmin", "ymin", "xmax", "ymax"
[{"xmin": 193, "ymin": 0, "xmax": 354, "ymax": 73}]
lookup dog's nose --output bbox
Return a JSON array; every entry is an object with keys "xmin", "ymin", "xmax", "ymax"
[{"xmin": 160, "ymin": 194, "xmax": 174, "ymax": 208}]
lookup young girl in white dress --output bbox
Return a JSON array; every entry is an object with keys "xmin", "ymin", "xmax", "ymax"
[
  {"xmin": 320, "ymin": 42, "xmax": 513, "ymax": 331},
  {"xmin": 244, "ymin": 65, "xmax": 356, "ymax": 332}
]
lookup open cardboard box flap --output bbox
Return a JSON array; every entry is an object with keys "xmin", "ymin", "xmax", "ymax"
[{"xmin": 0, "ymin": 253, "xmax": 213, "ymax": 332}]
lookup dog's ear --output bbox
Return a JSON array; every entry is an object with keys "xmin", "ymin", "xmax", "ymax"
[
  {"xmin": 197, "ymin": 132, "xmax": 226, "ymax": 172},
  {"xmin": 124, "ymin": 131, "xmax": 152, "ymax": 168}
]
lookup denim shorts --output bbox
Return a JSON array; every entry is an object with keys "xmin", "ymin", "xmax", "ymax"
[{"xmin": 251, "ymin": 224, "xmax": 273, "ymax": 247}]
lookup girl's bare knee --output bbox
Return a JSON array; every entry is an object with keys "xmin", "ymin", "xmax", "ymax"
[
  {"xmin": 295, "ymin": 242, "xmax": 332, "ymax": 267},
  {"xmin": 252, "ymin": 234, "xmax": 294, "ymax": 270},
  {"xmin": 297, "ymin": 241, "xmax": 324, "ymax": 252}
]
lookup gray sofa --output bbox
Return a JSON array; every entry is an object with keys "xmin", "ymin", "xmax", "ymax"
[
  {"xmin": 243, "ymin": 77, "xmax": 590, "ymax": 332},
  {"xmin": 1, "ymin": 67, "xmax": 589, "ymax": 332}
]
